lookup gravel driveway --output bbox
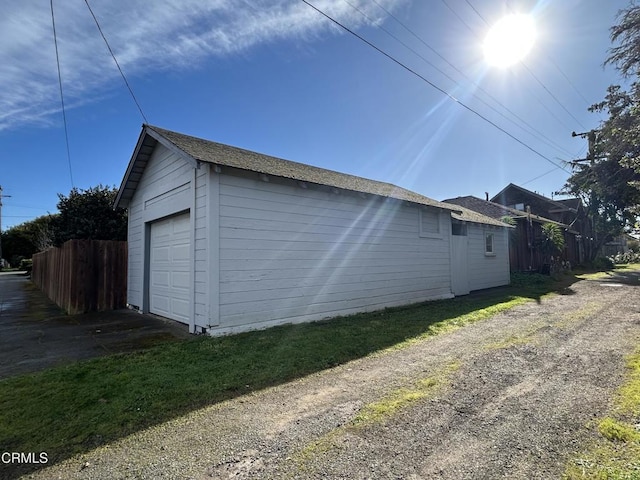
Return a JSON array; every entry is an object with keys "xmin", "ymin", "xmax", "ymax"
[{"xmin": 25, "ymin": 271, "xmax": 640, "ymax": 479}]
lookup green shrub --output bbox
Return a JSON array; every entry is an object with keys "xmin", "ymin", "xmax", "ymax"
[
  {"xmin": 610, "ymin": 251, "xmax": 640, "ymax": 264},
  {"xmin": 592, "ymin": 256, "xmax": 615, "ymax": 270}
]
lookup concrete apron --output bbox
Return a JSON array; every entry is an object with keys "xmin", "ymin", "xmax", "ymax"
[{"xmin": 0, "ymin": 271, "xmax": 190, "ymax": 380}]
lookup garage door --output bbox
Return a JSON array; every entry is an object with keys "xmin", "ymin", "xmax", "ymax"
[{"xmin": 149, "ymin": 213, "xmax": 190, "ymax": 323}]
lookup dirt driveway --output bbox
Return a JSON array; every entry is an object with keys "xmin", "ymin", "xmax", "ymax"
[
  {"xmin": 0, "ymin": 272, "xmax": 190, "ymax": 379},
  {"xmin": 26, "ymin": 270, "xmax": 640, "ymax": 479}
]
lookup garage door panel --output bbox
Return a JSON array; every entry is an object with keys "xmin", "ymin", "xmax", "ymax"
[
  {"xmin": 151, "ymin": 271, "xmax": 171, "ymax": 288},
  {"xmin": 149, "ymin": 213, "xmax": 191, "ymax": 324},
  {"xmin": 172, "ymin": 272, "xmax": 190, "ymax": 289},
  {"xmin": 172, "ymin": 299, "xmax": 190, "ymax": 320},
  {"xmin": 151, "ymin": 295, "xmax": 171, "ymax": 316},
  {"xmin": 172, "ymin": 244, "xmax": 190, "ymax": 261},
  {"xmin": 152, "ymin": 245, "xmax": 171, "ymax": 262}
]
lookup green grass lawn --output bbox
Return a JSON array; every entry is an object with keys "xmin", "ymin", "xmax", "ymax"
[
  {"xmin": 564, "ymin": 348, "xmax": 640, "ymax": 479},
  {"xmin": 0, "ymin": 272, "xmax": 570, "ymax": 477}
]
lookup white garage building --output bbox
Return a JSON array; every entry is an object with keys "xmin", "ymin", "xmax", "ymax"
[{"xmin": 114, "ymin": 125, "xmax": 511, "ymax": 335}]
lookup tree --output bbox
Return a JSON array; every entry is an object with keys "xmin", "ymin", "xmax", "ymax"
[
  {"xmin": 0, "ymin": 214, "xmax": 56, "ymax": 266},
  {"xmin": 538, "ymin": 223, "xmax": 565, "ymax": 258},
  {"xmin": 606, "ymin": 3, "xmax": 640, "ymax": 79},
  {"xmin": 52, "ymin": 185, "xmax": 127, "ymax": 245},
  {"xmin": 560, "ymin": 3, "xmax": 640, "ymax": 259}
]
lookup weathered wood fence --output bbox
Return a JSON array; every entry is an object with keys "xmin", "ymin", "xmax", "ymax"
[{"xmin": 32, "ymin": 239, "xmax": 127, "ymax": 314}]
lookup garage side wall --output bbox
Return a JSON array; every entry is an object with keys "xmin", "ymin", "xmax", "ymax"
[
  {"xmin": 467, "ymin": 224, "xmax": 510, "ymax": 291},
  {"xmin": 213, "ymin": 172, "xmax": 453, "ymax": 335}
]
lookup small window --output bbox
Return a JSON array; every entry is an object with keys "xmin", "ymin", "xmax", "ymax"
[
  {"xmin": 485, "ymin": 233, "xmax": 495, "ymax": 255},
  {"xmin": 420, "ymin": 209, "xmax": 441, "ymax": 237}
]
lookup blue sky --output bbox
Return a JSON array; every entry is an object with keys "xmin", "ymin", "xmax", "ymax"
[{"xmin": 0, "ymin": 0, "xmax": 630, "ymax": 230}]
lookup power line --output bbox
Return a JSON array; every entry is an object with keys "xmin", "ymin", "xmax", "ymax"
[
  {"xmin": 465, "ymin": 0, "xmax": 588, "ymax": 130},
  {"xmin": 300, "ymin": 0, "xmax": 569, "ymax": 173},
  {"xmin": 522, "ymin": 64, "xmax": 588, "ymax": 130},
  {"xmin": 463, "ymin": 0, "xmax": 488, "ymax": 24},
  {"xmin": 444, "ymin": 0, "xmax": 580, "ymax": 134},
  {"xmin": 50, "ymin": 0, "xmax": 75, "ymax": 188},
  {"xmin": 520, "ymin": 166, "xmax": 563, "ymax": 186},
  {"xmin": 504, "ymin": 1, "xmax": 593, "ymax": 107},
  {"xmin": 521, "ymin": 141, "xmax": 589, "ymax": 187},
  {"xmin": 83, "ymin": 0, "xmax": 148, "ymax": 124},
  {"xmin": 548, "ymin": 56, "xmax": 592, "ymax": 107},
  {"xmin": 3, "ymin": 204, "xmax": 50, "ymax": 211},
  {"xmin": 366, "ymin": 0, "xmax": 577, "ymax": 158}
]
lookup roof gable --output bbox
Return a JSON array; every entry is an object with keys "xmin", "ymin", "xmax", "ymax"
[
  {"xmin": 115, "ymin": 125, "xmax": 508, "ymax": 227},
  {"xmin": 491, "ymin": 183, "xmax": 578, "ymax": 213}
]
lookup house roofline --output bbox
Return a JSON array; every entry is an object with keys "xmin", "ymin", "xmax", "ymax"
[
  {"xmin": 115, "ymin": 126, "xmax": 510, "ymax": 228},
  {"xmin": 490, "ymin": 183, "xmax": 578, "ymax": 213}
]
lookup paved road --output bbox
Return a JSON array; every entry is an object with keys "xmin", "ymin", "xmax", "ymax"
[
  {"xmin": 0, "ymin": 272, "xmax": 190, "ymax": 379},
  {"xmin": 27, "ymin": 270, "xmax": 640, "ymax": 479}
]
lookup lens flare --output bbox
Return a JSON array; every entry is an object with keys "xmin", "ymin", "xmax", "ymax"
[{"xmin": 484, "ymin": 14, "xmax": 536, "ymax": 68}]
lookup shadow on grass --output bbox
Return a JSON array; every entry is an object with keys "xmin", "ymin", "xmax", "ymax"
[
  {"xmin": 0, "ymin": 273, "xmax": 580, "ymax": 478},
  {"xmin": 590, "ymin": 270, "xmax": 640, "ymax": 286}
]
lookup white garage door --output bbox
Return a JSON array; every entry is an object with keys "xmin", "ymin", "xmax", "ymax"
[{"xmin": 149, "ymin": 213, "xmax": 190, "ymax": 323}]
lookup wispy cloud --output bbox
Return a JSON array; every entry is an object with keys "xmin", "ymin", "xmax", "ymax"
[{"xmin": 0, "ymin": 0, "xmax": 402, "ymax": 131}]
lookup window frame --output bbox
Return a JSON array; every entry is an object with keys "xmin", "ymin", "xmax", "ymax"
[{"xmin": 485, "ymin": 232, "xmax": 495, "ymax": 256}]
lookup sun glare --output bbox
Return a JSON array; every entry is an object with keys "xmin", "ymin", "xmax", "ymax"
[{"xmin": 484, "ymin": 14, "xmax": 536, "ymax": 68}]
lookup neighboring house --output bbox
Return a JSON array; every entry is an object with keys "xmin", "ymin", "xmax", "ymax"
[
  {"xmin": 444, "ymin": 196, "xmax": 579, "ymax": 272},
  {"xmin": 601, "ymin": 232, "xmax": 637, "ymax": 257},
  {"xmin": 491, "ymin": 183, "xmax": 590, "ymax": 265},
  {"xmin": 115, "ymin": 125, "xmax": 511, "ymax": 335}
]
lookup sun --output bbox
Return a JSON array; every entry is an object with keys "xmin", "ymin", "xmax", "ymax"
[{"xmin": 484, "ymin": 14, "xmax": 536, "ymax": 68}]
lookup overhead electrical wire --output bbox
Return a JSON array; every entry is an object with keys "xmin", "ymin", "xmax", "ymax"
[
  {"xmin": 522, "ymin": 64, "xmax": 588, "ymax": 130},
  {"xmin": 520, "ymin": 167, "xmax": 564, "ymax": 186},
  {"xmin": 463, "ymin": 0, "xmax": 487, "ymax": 24},
  {"xmin": 50, "ymin": 0, "xmax": 75, "ymax": 188},
  {"xmin": 83, "ymin": 0, "xmax": 148, "ymax": 124},
  {"xmin": 365, "ymin": 0, "xmax": 577, "ymax": 159},
  {"xmin": 548, "ymin": 57, "xmax": 593, "ymax": 107},
  {"xmin": 464, "ymin": 0, "xmax": 588, "ymax": 130},
  {"xmin": 356, "ymin": 0, "xmax": 578, "ymax": 189},
  {"xmin": 465, "ymin": 0, "xmax": 602, "ymax": 198},
  {"xmin": 501, "ymin": 0, "xmax": 593, "ymax": 108},
  {"xmin": 441, "ymin": 0, "xmax": 578, "ymax": 134},
  {"xmin": 299, "ymin": 0, "xmax": 569, "ymax": 173}
]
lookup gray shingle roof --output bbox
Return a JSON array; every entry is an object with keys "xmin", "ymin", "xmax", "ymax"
[
  {"xmin": 444, "ymin": 195, "xmax": 576, "ymax": 232},
  {"xmin": 116, "ymin": 125, "xmax": 508, "ymax": 228},
  {"xmin": 444, "ymin": 196, "xmax": 515, "ymax": 219}
]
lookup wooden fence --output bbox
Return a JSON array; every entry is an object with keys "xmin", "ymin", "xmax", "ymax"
[{"xmin": 32, "ymin": 239, "xmax": 127, "ymax": 314}]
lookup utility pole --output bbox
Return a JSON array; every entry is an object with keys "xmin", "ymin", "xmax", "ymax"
[
  {"xmin": 0, "ymin": 185, "xmax": 12, "ymax": 266},
  {"xmin": 571, "ymin": 130, "xmax": 599, "ymax": 261}
]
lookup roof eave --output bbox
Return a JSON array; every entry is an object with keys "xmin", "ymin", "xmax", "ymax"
[{"xmin": 114, "ymin": 125, "xmax": 200, "ymax": 210}]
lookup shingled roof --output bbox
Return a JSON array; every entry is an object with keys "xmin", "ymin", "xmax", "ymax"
[
  {"xmin": 115, "ymin": 125, "xmax": 509, "ymax": 228},
  {"xmin": 444, "ymin": 195, "xmax": 577, "ymax": 232}
]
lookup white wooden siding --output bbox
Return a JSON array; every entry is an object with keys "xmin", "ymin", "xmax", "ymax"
[
  {"xmin": 126, "ymin": 144, "xmax": 196, "ymax": 310},
  {"xmin": 193, "ymin": 165, "xmax": 209, "ymax": 329},
  {"xmin": 214, "ymin": 173, "xmax": 452, "ymax": 334},
  {"xmin": 466, "ymin": 224, "xmax": 510, "ymax": 291}
]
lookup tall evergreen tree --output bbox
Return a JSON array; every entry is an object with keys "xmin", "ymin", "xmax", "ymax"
[{"xmin": 561, "ymin": 3, "xmax": 640, "ymax": 258}]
